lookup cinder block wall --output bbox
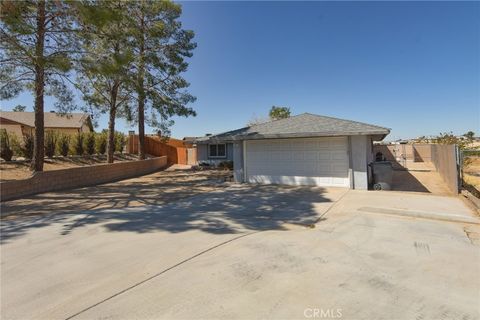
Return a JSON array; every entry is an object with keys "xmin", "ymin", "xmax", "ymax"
[{"xmin": 0, "ymin": 156, "xmax": 168, "ymax": 202}]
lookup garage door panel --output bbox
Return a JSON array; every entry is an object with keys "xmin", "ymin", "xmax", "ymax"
[{"xmin": 246, "ymin": 137, "xmax": 350, "ymax": 187}]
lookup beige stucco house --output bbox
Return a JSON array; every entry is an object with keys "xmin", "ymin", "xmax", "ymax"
[{"xmin": 0, "ymin": 111, "xmax": 92, "ymax": 139}]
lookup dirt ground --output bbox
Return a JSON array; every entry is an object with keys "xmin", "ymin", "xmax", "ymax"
[
  {"xmin": 0, "ymin": 169, "xmax": 232, "ymax": 220},
  {"xmin": 0, "ymin": 154, "xmax": 142, "ymax": 181},
  {"xmin": 463, "ymin": 156, "xmax": 480, "ymax": 192}
]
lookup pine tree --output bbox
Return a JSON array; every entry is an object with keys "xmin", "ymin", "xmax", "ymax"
[
  {"xmin": 1, "ymin": 0, "xmax": 76, "ymax": 171},
  {"xmin": 76, "ymin": 0, "xmax": 134, "ymax": 163},
  {"xmin": 128, "ymin": 0, "xmax": 196, "ymax": 160}
]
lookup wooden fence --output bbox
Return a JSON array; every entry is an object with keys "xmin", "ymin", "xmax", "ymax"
[{"xmin": 127, "ymin": 135, "xmax": 192, "ymax": 166}]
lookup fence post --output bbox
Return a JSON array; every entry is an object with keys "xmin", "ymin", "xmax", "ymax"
[{"xmin": 457, "ymin": 145, "xmax": 463, "ymax": 190}]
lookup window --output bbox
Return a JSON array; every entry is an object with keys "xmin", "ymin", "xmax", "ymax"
[{"xmin": 209, "ymin": 143, "xmax": 226, "ymax": 158}]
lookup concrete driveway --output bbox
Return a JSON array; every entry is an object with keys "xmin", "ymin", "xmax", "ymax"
[{"xmin": 1, "ymin": 178, "xmax": 479, "ymax": 319}]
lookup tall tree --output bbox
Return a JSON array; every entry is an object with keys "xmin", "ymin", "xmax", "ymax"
[
  {"xmin": 464, "ymin": 131, "xmax": 475, "ymax": 142},
  {"xmin": 1, "ymin": 0, "xmax": 75, "ymax": 171},
  {"xmin": 128, "ymin": 0, "xmax": 196, "ymax": 160},
  {"xmin": 12, "ymin": 104, "xmax": 27, "ymax": 112},
  {"xmin": 76, "ymin": 1, "xmax": 134, "ymax": 163},
  {"xmin": 269, "ymin": 106, "xmax": 291, "ymax": 120}
]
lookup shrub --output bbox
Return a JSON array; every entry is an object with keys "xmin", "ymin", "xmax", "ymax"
[
  {"xmin": 57, "ymin": 134, "xmax": 70, "ymax": 157},
  {"xmin": 84, "ymin": 132, "xmax": 95, "ymax": 155},
  {"xmin": 44, "ymin": 131, "xmax": 57, "ymax": 158},
  {"xmin": 0, "ymin": 130, "xmax": 14, "ymax": 161},
  {"xmin": 21, "ymin": 133, "xmax": 34, "ymax": 159},
  {"xmin": 114, "ymin": 132, "xmax": 126, "ymax": 153},
  {"xmin": 73, "ymin": 133, "xmax": 84, "ymax": 155},
  {"xmin": 95, "ymin": 132, "xmax": 107, "ymax": 155},
  {"xmin": 9, "ymin": 134, "xmax": 22, "ymax": 157},
  {"xmin": 218, "ymin": 160, "xmax": 233, "ymax": 170}
]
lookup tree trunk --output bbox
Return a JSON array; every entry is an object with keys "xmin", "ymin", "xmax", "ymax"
[
  {"xmin": 31, "ymin": 0, "xmax": 46, "ymax": 172},
  {"xmin": 107, "ymin": 84, "xmax": 118, "ymax": 164},
  {"xmin": 138, "ymin": 92, "xmax": 145, "ymax": 160},
  {"xmin": 137, "ymin": 11, "xmax": 146, "ymax": 160}
]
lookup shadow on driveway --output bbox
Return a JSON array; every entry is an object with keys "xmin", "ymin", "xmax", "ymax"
[{"xmin": 1, "ymin": 183, "xmax": 332, "ymax": 244}]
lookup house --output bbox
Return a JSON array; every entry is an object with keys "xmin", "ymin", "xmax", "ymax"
[
  {"xmin": 195, "ymin": 113, "xmax": 390, "ymax": 190},
  {"xmin": 0, "ymin": 111, "xmax": 92, "ymax": 138}
]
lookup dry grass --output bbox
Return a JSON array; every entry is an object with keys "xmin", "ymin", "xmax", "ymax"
[
  {"xmin": 463, "ymin": 156, "xmax": 480, "ymax": 194},
  {"xmin": 0, "ymin": 154, "xmax": 142, "ymax": 181}
]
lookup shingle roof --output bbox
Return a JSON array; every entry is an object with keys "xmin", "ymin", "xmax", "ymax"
[
  {"xmin": 0, "ymin": 111, "xmax": 90, "ymax": 128},
  {"xmin": 197, "ymin": 113, "xmax": 390, "ymax": 142}
]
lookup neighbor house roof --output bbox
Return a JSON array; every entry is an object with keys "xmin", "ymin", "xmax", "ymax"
[
  {"xmin": 196, "ymin": 113, "xmax": 390, "ymax": 142},
  {"xmin": 0, "ymin": 111, "xmax": 90, "ymax": 129}
]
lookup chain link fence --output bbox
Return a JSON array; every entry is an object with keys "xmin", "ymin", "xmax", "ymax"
[{"xmin": 459, "ymin": 149, "xmax": 480, "ymax": 198}]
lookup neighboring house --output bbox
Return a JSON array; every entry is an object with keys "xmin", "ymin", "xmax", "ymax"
[
  {"xmin": 196, "ymin": 113, "xmax": 390, "ymax": 190},
  {"xmin": 0, "ymin": 111, "xmax": 92, "ymax": 138}
]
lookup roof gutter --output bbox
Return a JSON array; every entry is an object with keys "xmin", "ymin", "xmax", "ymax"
[{"xmin": 196, "ymin": 130, "xmax": 391, "ymax": 143}]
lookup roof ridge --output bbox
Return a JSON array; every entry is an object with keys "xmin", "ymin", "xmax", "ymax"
[
  {"xmin": 249, "ymin": 112, "xmax": 307, "ymax": 128},
  {"xmin": 306, "ymin": 113, "xmax": 391, "ymax": 131}
]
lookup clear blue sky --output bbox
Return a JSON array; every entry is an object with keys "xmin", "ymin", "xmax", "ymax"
[{"xmin": 2, "ymin": 1, "xmax": 479, "ymax": 141}]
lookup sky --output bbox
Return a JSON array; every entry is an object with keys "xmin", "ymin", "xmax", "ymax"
[{"xmin": 1, "ymin": 1, "xmax": 479, "ymax": 141}]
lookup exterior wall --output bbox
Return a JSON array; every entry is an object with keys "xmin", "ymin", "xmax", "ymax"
[
  {"xmin": 0, "ymin": 124, "xmax": 24, "ymax": 139},
  {"xmin": 196, "ymin": 142, "xmax": 234, "ymax": 165},
  {"xmin": 233, "ymin": 141, "xmax": 244, "ymax": 182},
  {"xmin": 2, "ymin": 125, "xmax": 86, "ymax": 139},
  {"xmin": 350, "ymin": 135, "xmax": 368, "ymax": 190},
  {"xmin": 413, "ymin": 144, "xmax": 432, "ymax": 162},
  {"xmin": 201, "ymin": 136, "xmax": 373, "ymax": 190},
  {"xmin": 431, "ymin": 144, "xmax": 459, "ymax": 194},
  {"xmin": 81, "ymin": 123, "xmax": 91, "ymax": 132},
  {"xmin": 373, "ymin": 144, "xmax": 433, "ymax": 163},
  {"xmin": 45, "ymin": 127, "xmax": 81, "ymax": 135},
  {"xmin": 0, "ymin": 156, "xmax": 167, "ymax": 202}
]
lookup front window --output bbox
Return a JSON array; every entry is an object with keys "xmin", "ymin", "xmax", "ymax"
[{"xmin": 209, "ymin": 144, "xmax": 226, "ymax": 158}]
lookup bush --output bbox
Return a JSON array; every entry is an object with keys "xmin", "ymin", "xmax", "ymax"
[
  {"xmin": 9, "ymin": 134, "xmax": 22, "ymax": 157},
  {"xmin": 218, "ymin": 160, "xmax": 233, "ymax": 170},
  {"xmin": 73, "ymin": 133, "xmax": 84, "ymax": 155},
  {"xmin": 44, "ymin": 131, "xmax": 57, "ymax": 158},
  {"xmin": 21, "ymin": 133, "xmax": 34, "ymax": 159},
  {"xmin": 85, "ymin": 132, "xmax": 95, "ymax": 155},
  {"xmin": 114, "ymin": 132, "xmax": 126, "ymax": 153},
  {"xmin": 0, "ymin": 130, "xmax": 14, "ymax": 161},
  {"xmin": 57, "ymin": 134, "xmax": 70, "ymax": 157},
  {"xmin": 95, "ymin": 132, "xmax": 107, "ymax": 155}
]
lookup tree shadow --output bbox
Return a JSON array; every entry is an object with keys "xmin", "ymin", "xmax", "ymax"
[{"xmin": 0, "ymin": 172, "xmax": 331, "ymax": 244}]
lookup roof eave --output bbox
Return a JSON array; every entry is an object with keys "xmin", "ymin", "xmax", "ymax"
[{"xmin": 197, "ymin": 130, "xmax": 391, "ymax": 143}]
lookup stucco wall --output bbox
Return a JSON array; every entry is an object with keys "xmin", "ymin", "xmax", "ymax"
[
  {"xmin": 1, "ymin": 156, "xmax": 168, "ymax": 202},
  {"xmin": 1, "ymin": 124, "xmax": 23, "ymax": 139},
  {"xmin": 2, "ymin": 125, "xmax": 87, "ymax": 140},
  {"xmin": 233, "ymin": 141, "xmax": 244, "ymax": 182},
  {"xmin": 45, "ymin": 128, "xmax": 81, "ymax": 135},
  {"xmin": 413, "ymin": 144, "xmax": 432, "ymax": 162},
  {"xmin": 350, "ymin": 135, "xmax": 368, "ymax": 190},
  {"xmin": 197, "ymin": 143, "xmax": 234, "ymax": 165},
  {"xmin": 373, "ymin": 144, "xmax": 432, "ymax": 163}
]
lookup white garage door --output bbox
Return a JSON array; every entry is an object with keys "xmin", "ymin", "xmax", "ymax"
[{"xmin": 245, "ymin": 137, "xmax": 350, "ymax": 187}]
